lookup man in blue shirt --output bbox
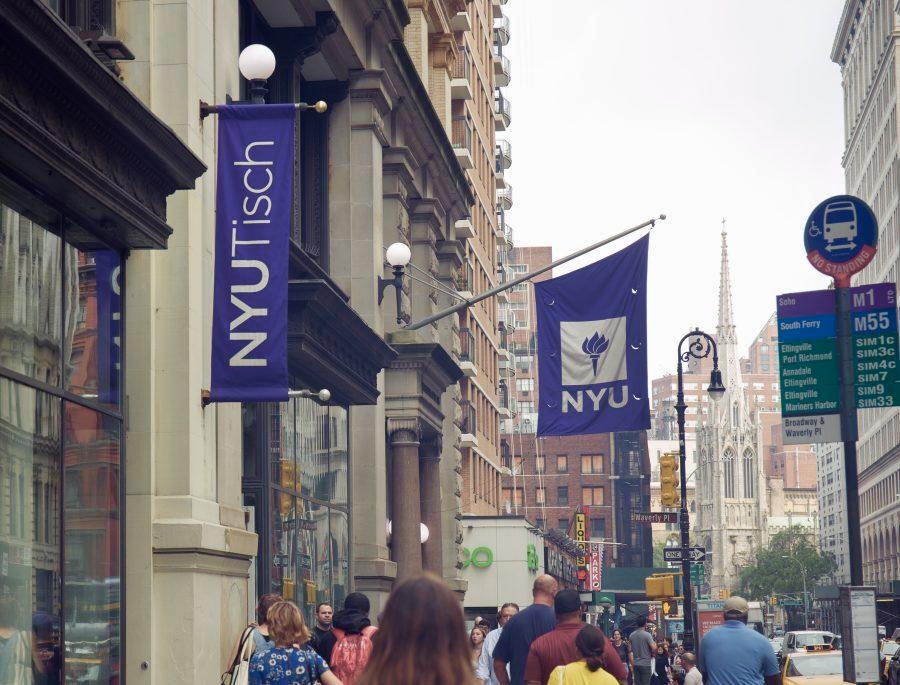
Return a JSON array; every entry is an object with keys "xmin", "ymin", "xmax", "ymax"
[
  {"xmin": 699, "ymin": 596, "xmax": 781, "ymax": 685},
  {"xmin": 492, "ymin": 575, "xmax": 558, "ymax": 685}
]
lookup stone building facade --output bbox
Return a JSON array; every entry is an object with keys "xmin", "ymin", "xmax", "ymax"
[
  {"xmin": 831, "ymin": 0, "xmax": 900, "ymax": 590},
  {"xmin": 0, "ymin": 0, "xmax": 521, "ymax": 681}
]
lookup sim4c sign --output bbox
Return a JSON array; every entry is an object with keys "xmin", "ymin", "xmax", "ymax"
[{"xmin": 804, "ymin": 195, "xmax": 878, "ymax": 285}]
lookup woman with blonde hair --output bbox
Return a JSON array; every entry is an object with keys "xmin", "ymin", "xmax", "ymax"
[
  {"xmin": 249, "ymin": 600, "xmax": 342, "ymax": 685},
  {"xmin": 356, "ymin": 573, "xmax": 477, "ymax": 685}
]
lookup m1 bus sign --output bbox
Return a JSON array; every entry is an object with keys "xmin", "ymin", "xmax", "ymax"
[{"xmin": 804, "ymin": 195, "xmax": 878, "ymax": 286}]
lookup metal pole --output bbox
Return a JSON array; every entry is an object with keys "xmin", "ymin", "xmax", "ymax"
[
  {"xmin": 835, "ymin": 286, "xmax": 863, "ymax": 585},
  {"xmin": 403, "ymin": 215, "xmax": 665, "ymax": 330},
  {"xmin": 802, "ymin": 568, "xmax": 809, "ymax": 630},
  {"xmin": 676, "ymin": 352, "xmax": 695, "ymax": 652}
]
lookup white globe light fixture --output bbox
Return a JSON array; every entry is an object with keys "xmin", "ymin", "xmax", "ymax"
[
  {"xmin": 385, "ymin": 520, "xmax": 429, "ymax": 544},
  {"xmin": 379, "ymin": 242, "xmax": 412, "ymax": 325},
  {"xmin": 239, "ymin": 44, "xmax": 277, "ymax": 80},
  {"xmin": 385, "ymin": 242, "xmax": 412, "ymax": 268},
  {"xmin": 238, "ymin": 44, "xmax": 276, "ymax": 104}
]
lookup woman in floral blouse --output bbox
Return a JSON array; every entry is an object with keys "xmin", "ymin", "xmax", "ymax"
[{"xmin": 249, "ymin": 601, "xmax": 343, "ymax": 685}]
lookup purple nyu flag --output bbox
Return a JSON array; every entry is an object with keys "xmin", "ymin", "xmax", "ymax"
[
  {"xmin": 536, "ymin": 235, "xmax": 650, "ymax": 436},
  {"xmin": 210, "ymin": 105, "xmax": 295, "ymax": 402}
]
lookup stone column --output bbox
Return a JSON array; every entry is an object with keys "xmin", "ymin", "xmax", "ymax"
[
  {"xmin": 419, "ymin": 437, "xmax": 443, "ymax": 575},
  {"xmin": 388, "ymin": 418, "xmax": 423, "ymax": 580}
]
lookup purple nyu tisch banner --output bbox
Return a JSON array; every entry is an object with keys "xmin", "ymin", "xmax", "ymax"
[{"xmin": 210, "ymin": 104, "xmax": 295, "ymax": 402}]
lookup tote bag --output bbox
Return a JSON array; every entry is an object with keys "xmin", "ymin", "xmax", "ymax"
[{"xmin": 221, "ymin": 626, "xmax": 255, "ymax": 685}]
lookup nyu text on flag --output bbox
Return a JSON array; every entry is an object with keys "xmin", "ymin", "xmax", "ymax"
[{"xmin": 536, "ymin": 235, "xmax": 649, "ymax": 436}]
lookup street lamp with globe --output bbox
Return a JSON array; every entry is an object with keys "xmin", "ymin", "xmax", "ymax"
[{"xmin": 676, "ymin": 328, "xmax": 726, "ymax": 651}]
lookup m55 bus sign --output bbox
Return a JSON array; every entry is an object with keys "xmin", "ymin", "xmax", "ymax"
[
  {"xmin": 852, "ymin": 283, "xmax": 898, "ymax": 408},
  {"xmin": 777, "ymin": 283, "xmax": 898, "ymax": 443}
]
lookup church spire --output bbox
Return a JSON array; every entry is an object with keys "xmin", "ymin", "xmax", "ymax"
[
  {"xmin": 718, "ymin": 219, "xmax": 737, "ymax": 346},
  {"xmin": 717, "ymin": 220, "xmax": 743, "ymax": 399}
]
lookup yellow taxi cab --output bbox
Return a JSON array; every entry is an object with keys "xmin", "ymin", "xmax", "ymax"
[{"xmin": 782, "ymin": 644, "xmax": 851, "ymax": 685}]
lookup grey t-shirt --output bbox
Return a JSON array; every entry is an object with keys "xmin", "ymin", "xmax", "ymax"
[{"xmin": 629, "ymin": 628, "xmax": 655, "ymax": 667}]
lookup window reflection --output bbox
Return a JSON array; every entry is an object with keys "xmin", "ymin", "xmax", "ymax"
[
  {"xmin": 0, "ymin": 204, "xmax": 64, "ymax": 388},
  {"xmin": 244, "ymin": 398, "xmax": 349, "ymax": 630},
  {"xmin": 63, "ymin": 403, "xmax": 120, "ymax": 684},
  {"xmin": 65, "ymin": 249, "xmax": 122, "ymax": 409},
  {"xmin": 0, "ymin": 378, "xmax": 62, "ymax": 684}
]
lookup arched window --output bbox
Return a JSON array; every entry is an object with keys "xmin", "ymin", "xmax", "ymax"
[
  {"xmin": 723, "ymin": 449, "xmax": 735, "ymax": 498},
  {"xmin": 743, "ymin": 449, "xmax": 755, "ymax": 498}
]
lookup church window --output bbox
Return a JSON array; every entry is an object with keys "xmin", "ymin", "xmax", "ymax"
[
  {"xmin": 724, "ymin": 449, "xmax": 735, "ymax": 498},
  {"xmin": 732, "ymin": 403, "xmax": 739, "ymax": 425},
  {"xmin": 743, "ymin": 450, "xmax": 755, "ymax": 498}
]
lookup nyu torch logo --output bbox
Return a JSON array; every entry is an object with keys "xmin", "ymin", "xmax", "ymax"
[
  {"xmin": 560, "ymin": 318, "xmax": 628, "ymax": 413},
  {"xmin": 582, "ymin": 332, "xmax": 609, "ymax": 375}
]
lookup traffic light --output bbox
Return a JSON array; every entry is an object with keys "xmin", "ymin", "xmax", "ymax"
[
  {"xmin": 770, "ymin": 596, "xmax": 778, "ymax": 606},
  {"xmin": 660, "ymin": 599, "xmax": 678, "ymax": 617},
  {"xmin": 659, "ymin": 451, "xmax": 680, "ymax": 507},
  {"xmin": 645, "ymin": 574, "xmax": 676, "ymax": 599}
]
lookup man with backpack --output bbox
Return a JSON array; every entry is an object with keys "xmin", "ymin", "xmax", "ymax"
[{"xmin": 327, "ymin": 592, "xmax": 377, "ymax": 684}]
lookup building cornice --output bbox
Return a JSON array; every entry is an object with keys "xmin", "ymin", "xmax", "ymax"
[
  {"xmin": 831, "ymin": 0, "xmax": 862, "ymax": 65},
  {"xmin": 0, "ymin": 0, "xmax": 205, "ymax": 248}
]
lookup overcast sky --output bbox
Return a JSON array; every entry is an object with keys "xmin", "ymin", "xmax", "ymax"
[{"xmin": 502, "ymin": 1, "xmax": 848, "ymax": 381}]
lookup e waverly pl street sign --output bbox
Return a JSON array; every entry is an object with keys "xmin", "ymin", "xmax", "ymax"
[{"xmin": 632, "ymin": 512, "xmax": 679, "ymax": 524}]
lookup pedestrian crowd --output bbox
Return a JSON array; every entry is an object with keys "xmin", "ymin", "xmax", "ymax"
[{"xmin": 221, "ymin": 573, "xmax": 775, "ymax": 685}]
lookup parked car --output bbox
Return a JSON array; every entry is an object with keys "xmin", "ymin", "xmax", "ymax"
[{"xmin": 770, "ymin": 636, "xmax": 784, "ymax": 654}]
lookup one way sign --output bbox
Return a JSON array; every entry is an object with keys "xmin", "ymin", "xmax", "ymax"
[{"xmin": 663, "ymin": 547, "xmax": 706, "ymax": 563}]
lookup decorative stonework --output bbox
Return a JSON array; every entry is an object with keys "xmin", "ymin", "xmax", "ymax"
[
  {"xmin": 0, "ymin": 0, "xmax": 205, "ymax": 248},
  {"xmin": 387, "ymin": 417, "xmax": 422, "ymax": 444},
  {"xmin": 287, "ymin": 280, "xmax": 397, "ymax": 406}
]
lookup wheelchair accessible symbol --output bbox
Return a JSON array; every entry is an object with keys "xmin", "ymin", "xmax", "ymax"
[{"xmin": 804, "ymin": 194, "xmax": 878, "ymax": 285}]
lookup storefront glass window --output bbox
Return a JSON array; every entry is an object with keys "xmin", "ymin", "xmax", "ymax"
[
  {"xmin": 63, "ymin": 403, "xmax": 121, "ymax": 682},
  {"xmin": 243, "ymin": 397, "xmax": 349, "ymax": 627},
  {"xmin": 0, "ymin": 380, "xmax": 62, "ymax": 682},
  {"xmin": 64, "ymin": 246, "xmax": 122, "ymax": 410},
  {"xmin": 0, "ymin": 205, "xmax": 63, "ymax": 387},
  {"xmin": 0, "ymin": 183, "xmax": 124, "ymax": 683}
]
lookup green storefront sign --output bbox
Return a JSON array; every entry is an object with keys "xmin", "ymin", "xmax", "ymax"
[{"xmin": 462, "ymin": 544, "xmax": 542, "ymax": 571}]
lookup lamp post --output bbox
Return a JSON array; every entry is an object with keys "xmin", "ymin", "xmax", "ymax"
[
  {"xmin": 676, "ymin": 329, "xmax": 726, "ymax": 651},
  {"xmin": 782, "ymin": 554, "xmax": 809, "ymax": 629}
]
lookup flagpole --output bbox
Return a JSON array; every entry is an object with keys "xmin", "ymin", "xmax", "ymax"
[{"xmin": 402, "ymin": 214, "xmax": 666, "ymax": 330}]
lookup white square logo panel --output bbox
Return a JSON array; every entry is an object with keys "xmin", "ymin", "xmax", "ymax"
[{"xmin": 560, "ymin": 317, "xmax": 627, "ymax": 386}]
